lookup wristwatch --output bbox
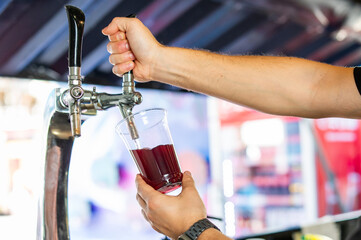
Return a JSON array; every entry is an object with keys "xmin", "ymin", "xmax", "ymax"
[{"xmin": 178, "ymin": 218, "xmax": 220, "ymax": 240}]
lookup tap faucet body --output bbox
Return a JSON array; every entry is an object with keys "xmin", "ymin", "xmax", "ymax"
[
  {"xmin": 38, "ymin": 85, "xmax": 142, "ymax": 239},
  {"xmin": 36, "ymin": 5, "xmax": 142, "ymax": 239}
]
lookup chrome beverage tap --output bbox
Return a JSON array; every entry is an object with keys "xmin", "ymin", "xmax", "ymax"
[{"xmin": 37, "ymin": 5, "xmax": 142, "ymax": 239}]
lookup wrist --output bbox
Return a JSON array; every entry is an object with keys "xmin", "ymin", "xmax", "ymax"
[
  {"xmin": 150, "ymin": 46, "xmax": 189, "ymax": 89},
  {"xmin": 177, "ymin": 218, "xmax": 220, "ymax": 240},
  {"xmin": 197, "ymin": 228, "xmax": 223, "ymax": 240},
  {"xmin": 149, "ymin": 44, "xmax": 168, "ymax": 82}
]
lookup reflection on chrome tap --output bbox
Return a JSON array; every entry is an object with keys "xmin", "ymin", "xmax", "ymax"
[{"xmin": 119, "ymin": 71, "xmax": 141, "ymax": 140}]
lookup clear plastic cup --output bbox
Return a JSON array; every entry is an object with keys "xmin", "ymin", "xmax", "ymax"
[{"xmin": 116, "ymin": 108, "xmax": 182, "ymax": 193}]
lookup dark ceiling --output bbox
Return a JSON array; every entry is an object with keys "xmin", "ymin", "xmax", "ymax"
[{"xmin": 1, "ymin": 0, "xmax": 361, "ymax": 91}]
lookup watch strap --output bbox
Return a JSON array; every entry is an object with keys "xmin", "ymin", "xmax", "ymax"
[{"xmin": 178, "ymin": 218, "xmax": 220, "ymax": 240}]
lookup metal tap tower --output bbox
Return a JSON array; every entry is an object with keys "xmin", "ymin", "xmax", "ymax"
[{"xmin": 36, "ymin": 5, "xmax": 142, "ymax": 239}]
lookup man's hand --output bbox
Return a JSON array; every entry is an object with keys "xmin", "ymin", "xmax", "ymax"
[
  {"xmin": 135, "ymin": 171, "xmax": 207, "ymax": 239},
  {"xmin": 102, "ymin": 17, "xmax": 163, "ymax": 82}
]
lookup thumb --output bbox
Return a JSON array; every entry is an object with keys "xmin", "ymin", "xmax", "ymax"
[{"xmin": 181, "ymin": 171, "xmax": 196, "ymax": 190}]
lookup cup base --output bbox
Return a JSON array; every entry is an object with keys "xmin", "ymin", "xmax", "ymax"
[
  {"xmin": 144, "ymin": 172, "xmax": 183, "ymax": 194},
  {"xmin": 157, "ymin": 181, "xmax": 182, "ymax": 194}
]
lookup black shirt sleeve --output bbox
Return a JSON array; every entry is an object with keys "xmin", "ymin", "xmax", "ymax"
[
  {"xmin": 346, "ymin": 216, "xmax": 361, "ymax": 240},
  {"xmin": 353, "ymin": 67, "xmax": 361, "ymax": 96}
]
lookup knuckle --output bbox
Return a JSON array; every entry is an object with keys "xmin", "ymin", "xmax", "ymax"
[
  {"xmin": 113, "ymin": 41, "xmax": 126, "ymax": 52},
  {"xmin": 132, "ymin": 18, "xmax": 140, "ymax": 24},
  {"xmin": 141, "ymin": 209, "xmax": 150, "ymax": 223},
  {"xmin": 129, "ymin": 18, "xmax": 141, "ymax": 27},
  {"xmin": 147, "ymin": 212, "xmax": 155, "ymax": 224},
  {"xmin": 117, "ymin": 41, "xmax": 125, "ymax": 51},
  {"xmin": 133, "ymin": 18, "xmax": 142, "ymax": 25},
  {"xmin": 147, "ymin": 198, "xmax": 159, "ymax": 211},
  {"xmin": 113, "ymin": 17, "xmax": 122, "ymax": 23}
]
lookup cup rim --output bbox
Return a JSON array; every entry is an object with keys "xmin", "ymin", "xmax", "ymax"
[{"xmin": 115, "ymin": 107, "xmax": 167, "ymax": 133}]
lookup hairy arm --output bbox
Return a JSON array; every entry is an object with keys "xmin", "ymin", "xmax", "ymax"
[
  {"xmin": 102, "ymin": 17, "xmax": 361, "ymax": 119},
  {"xmin": 153, "ymin": 47, "xmax": 358, "ymax": 118}
]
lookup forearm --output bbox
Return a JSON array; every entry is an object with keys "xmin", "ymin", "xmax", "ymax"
[{"xmin": 152, "ymin": 47, "xmax": 359, "ymax": 118}]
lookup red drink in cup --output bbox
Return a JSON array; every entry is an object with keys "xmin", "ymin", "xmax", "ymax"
[
  {"xmin": 131, "ymin": 144, "xmax": 182, "ymax": 193},
  {"xmin": 116, "ymin": 108, "xmax": 182, "ymax": 193}
]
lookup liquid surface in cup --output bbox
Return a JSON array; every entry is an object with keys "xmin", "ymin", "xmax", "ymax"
[{"xmin": 131, "ymin": 144, "xmax": 182, "ymax": 193}]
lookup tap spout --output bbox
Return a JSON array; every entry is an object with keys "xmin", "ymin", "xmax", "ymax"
[{"xmin": 119, "ymin": 71, "xmax": 141, "ymax": 140}]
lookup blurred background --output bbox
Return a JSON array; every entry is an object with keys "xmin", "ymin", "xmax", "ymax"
[{"xmin": 1, "ymin": 0, "xmax": 361, "ymax": 239}]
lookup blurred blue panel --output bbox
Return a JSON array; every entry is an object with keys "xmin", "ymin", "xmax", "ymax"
[
  {"xmin": 291, "ymin": 33, "xmax": 332, "ymax": 58},
  {"xmin": 1, "ymin": 0, "xmax": 95, "ymax": 74},
  {"xmin": 170, "ymin": 2, "xmax": 245, "ymax": 48},
  {"xmin": 324, "ymin": 42, "xmax": 360, "ymax": 64},
  {"xmin": 0, "ymin": 0, "xmax": 11, "ymax": 15}
]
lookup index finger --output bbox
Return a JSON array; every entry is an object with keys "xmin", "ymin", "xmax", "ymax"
[
  {"xmin": 102, "ymin": 17, "xmax": 129, "ymax": 36},
  {"xmin": 135, "ymin": 174, "xmax": 161, "ymax": 202}
]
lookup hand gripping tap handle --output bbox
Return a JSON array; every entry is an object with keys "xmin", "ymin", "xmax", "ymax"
[{"xmin": 66, "ymin": 5, "xmax": 85, "ymax": 137}]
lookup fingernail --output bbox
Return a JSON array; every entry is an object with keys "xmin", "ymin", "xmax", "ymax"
[
  {"xmin": 128, "ymin": 61, "xmax": 134, "ymax": 69},
  {"xmin": 112, "ymin": 66, "xmax": 117, "ymax": 75},
  {"xmin": 125, "ymin": 43, "xmax": 130, "ymax": 50},
  {"xmin": 118, "ymin": 32, "xmax": 125, "ymax": 40},
  {"xmin": 184, "ymin": 171, "xmax": 192, "ymax": 176},
  {"xmin": 107, "ymin": 44, "xmax": 112, "ymax": 53},
  {"xmin": 129, "ymin": 52, "xmax": 135, "ymax": 60}
]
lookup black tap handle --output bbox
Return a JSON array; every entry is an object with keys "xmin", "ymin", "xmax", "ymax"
[
  {"xmin": 65, "ymin": 5, "xmax": 85, "ymax": 67},
  {"xmin": 127, "ymin": 13, "xmax": 136, "ymax": 18}
]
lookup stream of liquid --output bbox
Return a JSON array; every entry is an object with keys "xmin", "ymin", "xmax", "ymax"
[{"xmin": 134, "ymin": 138, "xmax": 141, "ymax": 149}]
